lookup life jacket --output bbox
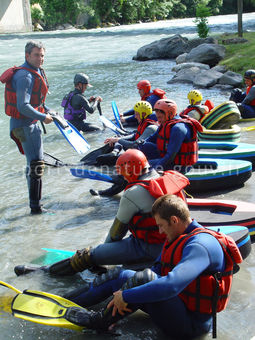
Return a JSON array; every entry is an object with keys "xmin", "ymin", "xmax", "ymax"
[
  {"xmin": 156, "ymin": 116, "xmax": 203, "ymax": 166},
  {"xmin": 125, "ymin": 171, "xmax": 189, "ymax": 244},
  {"xmin": 160, "ymin": 226, "xmax": 243, "ymax": 314},
  {"xmin": 142, "ymin": 88, "xmax": 166, "ymax": 102},
  {"xmin": 180, "ymin": 106, "xmax": 207, "ymax": 121},
  {"xmin": 246, "ymin": 86, "xmax": 255, "ymax": 106},
  {"xmin": 134, "ymin": 118, "xmax": 159, "ymax": 140},
  {"xmin": 0, "ymin": 66, "xmax": 48, "ymax": 119},
  {"xmin": 61, "ymin": 91, "xmax": 86, "ymax": 121}
]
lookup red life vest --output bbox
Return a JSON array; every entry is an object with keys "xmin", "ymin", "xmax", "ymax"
[
  {"xmin": 246, "ymin": 86, "xmax": 255, "ymax": 106},
  {"xmin": 160, "ymin": 227, "xmax": 243, "ymax": 314},
  {"xmin": 156, "ymin": 116, "xmax": 203, "ymax": 166},
  {"xmin": 134, "ymin": 118, "xmax": 159, "ymax": 140},
  {"xmin": 141, "ymin": 88, "xmax": 166, "ymax": 102},
  {"xmin": 0, "ymin": 66, "xmax": 48, "ymax": 119},
  {"xmin": 125, "ymin": 171, "xmax": 190, "ymax": 244}
]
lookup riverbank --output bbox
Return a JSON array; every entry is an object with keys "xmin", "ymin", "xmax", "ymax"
[{"xmin": 218, "ymin": 32, "xmax": 255, "ymax": 75}]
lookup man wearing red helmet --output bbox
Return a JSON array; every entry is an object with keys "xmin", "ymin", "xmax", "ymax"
[
  {"xmin": 138, "ymin": 98, "xmax": 203, "ymax": 173},
  {"xmin": 120, "ymin": 79, "xmax": 166, "ymax": 126},
  {"xmin": 15, "ymin": 149, "xmax": 189, "ymax": 277}
]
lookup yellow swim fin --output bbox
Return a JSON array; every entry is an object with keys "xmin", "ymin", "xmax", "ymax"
[{"xmin": 0, "ymin": 280, "xmax": 84, "ymax": 331}]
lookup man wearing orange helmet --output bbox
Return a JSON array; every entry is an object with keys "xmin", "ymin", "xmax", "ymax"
[
  {"xmin": 138, "ymin": 98, "xmax": 203, "ymax": 173},
  {"xmin": 15, "ymin": 149, "xmax": 189, "ymax": 277},
  {"xmin": 120, "ymin": 79, "xmax": 166, "ymax": 126}
]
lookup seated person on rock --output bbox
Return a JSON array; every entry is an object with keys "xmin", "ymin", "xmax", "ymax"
[
  {"xmin": 138, "ymin": 98, "xmax": 203, "ymax": 173},
  {"xmin": 15, "ymin": 149, "xmax": 189, "ymax": 277},
  {"xmin": 119, "ymin": 79, "xmax": 166, "ymax": 126},
  {"xmin": 96, "ymin": 101, "xmax": 159, "ymax": 165},
  {"xmin": 230, "ymin": 69, "xmax": 255, "ymax": 119},
  {"xmin": 180, "ymin": 89, "xmax": 214, "ymax": 122},
  {"xmin": 60, "ymin": 195, "xmax": 242, "ymax": 339},
  {"xmin": 61, "ymin": 73, "xmax": 102, "ymax": 132}
]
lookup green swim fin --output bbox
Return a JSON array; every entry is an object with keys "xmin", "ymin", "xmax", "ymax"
[{"xmin": 0, "ymin": 280, "xmax": 84, "ymax": 331}]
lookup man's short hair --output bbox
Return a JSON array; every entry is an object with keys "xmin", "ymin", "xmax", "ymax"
[
  {"xmin": 25, "ymin": 40, "xmax": 45, "ymax": 54},
  {"xmin": 152, "ymin": 194, "xmax": 189, "ymax": 222}
]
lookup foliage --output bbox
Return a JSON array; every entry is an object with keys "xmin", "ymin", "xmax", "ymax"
[
  {"xmin": 194, "ymin": 4, "xmax": 212, "ymax": 38},
  {"xmin": 218, "ymin": 32, "xmax": 255, "ymax": 74},
  {"xmin": 31, "ymin": 4, "xmax": 44, "ymax": 25}
]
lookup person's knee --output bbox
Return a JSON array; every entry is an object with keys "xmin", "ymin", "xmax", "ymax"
[
  {"xmin": 93, "ymin": 266, "xmax": 122, "ymax": 287},
  {"xmin": 121, "ymin": 268, "xmax": 157, "ymax": 290},
  {"xmin": 30, "ymin": 160, "xmax": 45, "ymax": 178}
]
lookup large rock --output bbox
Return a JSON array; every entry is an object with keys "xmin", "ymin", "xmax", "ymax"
[
  {"xmin": 218, "ymin": 70, "xmax": 243, "ymax": 87},
  {"xmin": 167, "ymin": 67, "xmax": 201, "ymax": 84},
  {"xmin": 193, "ymin": 69, "xmax": 224, "ymax": 88},
  {"xmin": 172, "ymin": 62, "xmax": 210, "ymax": 73},
  {"xmin": 186, "ymin": 44, "xmax": 226, "ymax": 67},
  {"xmin": 132, "ymin": 35, "xmax": 217, "ymax": 61}
]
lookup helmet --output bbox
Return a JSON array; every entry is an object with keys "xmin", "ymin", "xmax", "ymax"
[
  {"xmin": 137, "ymin": 80, "xmax": 151, "ymax": 94},
  {"xmin": 187, "ymin": 90, "xmax": 203, "ymax": 104},
  {"xmin": 133, "ymin": 101, "xmax": 152, "ymax": 119},
  {"xmin": 244, "ymin": 69, "xmax": 255, "ymax": 83},
  {"xmin": 154, "ymin": 99, "xmax": 177, "ymax": 120},
  {"xmin": 74, "ymin": 73, "xmax": 92, "ymax": 87},
  {"xmin": 116, "ymin": 149, "xmax": 149, "ymax": 182}
]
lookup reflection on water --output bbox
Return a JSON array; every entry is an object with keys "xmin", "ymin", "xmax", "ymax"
[{"xmin": 0, "ymin": 12, "xmax": 255, "ymax": 340}]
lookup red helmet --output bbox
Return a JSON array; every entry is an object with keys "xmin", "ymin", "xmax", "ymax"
[
  {"xmin": 154, "ymin": 99, "xmax": 177, "ymax": 120},
  {"xmin": 116, "ymin": 149, "xmax": 149, "ymax": 182},
  {"xmin": 137, "ymin": 80, "xmax": 151, "ymax": 94}
]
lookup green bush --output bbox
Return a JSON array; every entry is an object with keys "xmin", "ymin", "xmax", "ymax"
[
  {"xmin": 194, "ymin": 4, "xmax": 211, "ymax": 38},
  {"xmin": 31, "ymin": 4, "xmax": 44, "ymax": 25}
]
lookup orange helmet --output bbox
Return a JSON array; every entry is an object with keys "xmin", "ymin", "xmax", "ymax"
[
  {"xmin": 154, "ymin": 99, "xmax": 177, "ymax": 120},
  {"xmin": 137, "ymin": 80, "xmax": 151, "ymax": 94},
  {"xmin": 116, "ymin": 149, "xmax": 149, "ymax": 182}
]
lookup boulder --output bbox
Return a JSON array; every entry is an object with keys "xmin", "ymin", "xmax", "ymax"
[
  {"xmin": 167, "ymin": 67, "xmax": 201, "ymax": 84},
  {"xmin": 172, "ymin": 62, "xmax": 210, "ymax": 73},
  {"xmin": 133, "ymin": 34, "xmax": 189, "ymax": 60},
  {"xmin": 186, "ymin": 44, "xmax": 226, "ymax": 67},
  {"xmin": 176, "ymin": 53, "xmax": 187, "ymax": 64},
  {"xmin": 218, "ymin": 70, "xmax": 243, "ymax": 87},
  {"xmin": 193, "ymin": 69, "xmax": 223, "ymax": 88},
  {"xmin": 211, "ymin": 65, "xmax": 227, "ymax": 73}
]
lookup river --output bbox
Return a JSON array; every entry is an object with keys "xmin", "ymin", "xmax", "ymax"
[{"xmin": 0, "ymin": 12, "xmax": 255, "ymax": 340}]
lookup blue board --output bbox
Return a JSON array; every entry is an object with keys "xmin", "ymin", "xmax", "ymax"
[{"xmin": 111, "ymin": 100, "xmax": 122, "ymax": 128}]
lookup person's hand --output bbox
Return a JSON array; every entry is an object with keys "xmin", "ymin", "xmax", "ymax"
[
  {"xmin": 105, "ymin": 137, "xmax": 119, "ymax": 146},
  {"xmin": 107, "ymin": 290, "xmax": 132, "ymax": 316},
  {"xmin": 43, "ymin": 113, "xmax": 53, "ymax": 124},
  {"xmin": 89, "ymin": 96, "xmax": 95, "ymax": 102},
  {"xmin": 95, "ymin": 96, "xmax": 102, "ymax": 102},
  {"xmin": 120, "ymin": 116, "xmax": 126, "ymax": 123}
]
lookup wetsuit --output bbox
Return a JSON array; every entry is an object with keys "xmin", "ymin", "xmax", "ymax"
[
  {"xmin": 9, "ymin": 60, "xmax": 49, "ymax": 211},
  {"xmin": 62, "ymin": 88, "xmax": 100, "ymax": 132},
  {"xmin": 230, "ymin": 85, "xmax": 255, "ymax": 118},
  {"xmin": 67, "ymin": 220, "xmax": 226, "ymax": 338},
  {"xmin": 138, "ymin": 115, "xmax": 197, "ymax": 173}
]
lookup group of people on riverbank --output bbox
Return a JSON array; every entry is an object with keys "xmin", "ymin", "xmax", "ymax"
[{"xmin": 0, "ymin": 39, "xmax": 246, "ymax": 339}]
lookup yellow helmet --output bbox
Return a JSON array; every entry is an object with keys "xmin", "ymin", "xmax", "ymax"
[
  {"xmin": 133, "ymin": 101, "xmax": 153, "ymax": 119},
  {"xmin": 187, "ymin": 90, "xmax": 203, "ymax": 105}
]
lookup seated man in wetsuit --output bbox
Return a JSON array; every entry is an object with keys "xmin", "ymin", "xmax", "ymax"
[
  {"xmin": 180, "ymin": 89, "xmax": 213, "ymax": 121},
  {"xmin": 230, "ymin": 69, "xmax": 255, "ymax": 118},
  {"xmin": 138, "ymin": 98, "xmax": 203, "ymax": 173},
  {"xmin": 60, "ymin": 195, "xmax": 242, "ymax": 339},
  {"xmin": 61, "ymin": 73, "xmax": 102, "ymax": 132},
  {"xmin": 15, "ymin": 150, "xmax": 189, "ymax": 277},
  {"xmin": 119, "ymin": 79, "xmax": 166, "ymax": 126},
  {"xmin": 96, "ymin": 101, "xmax": 158, "ymax": 165}
]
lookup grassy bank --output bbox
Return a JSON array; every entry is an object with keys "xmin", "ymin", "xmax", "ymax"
[{"xmin": 217, "ymin": 32, "xmax": 255, "ymax": 75}]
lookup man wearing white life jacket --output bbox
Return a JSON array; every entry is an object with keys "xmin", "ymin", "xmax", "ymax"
[
  {"xmin": 180, "ymin": 90, "xmax": 214, "ymax": 121},
  {"xmin": 14, "ymin": 150, "xmax": 189, "ymax": 277},
  {"xmin": 0, "ymin": 40, "xmax": 53, "ymax": 214}
]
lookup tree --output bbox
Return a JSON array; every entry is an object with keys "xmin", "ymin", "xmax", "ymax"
[{"xmin": 237, "ymin": 0, "xmax": 243, "ymax": 37}]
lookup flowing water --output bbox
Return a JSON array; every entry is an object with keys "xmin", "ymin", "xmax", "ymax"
[{"xmin": 0, "ymin": 12, "xmax": 255, "ymax": 340}]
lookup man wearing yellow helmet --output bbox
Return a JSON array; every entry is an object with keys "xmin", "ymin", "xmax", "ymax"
[
  {"xmin": 119, "ymin": 79, "xmax": 166, "ymax": 126},
  {"xmin": 96, "ymin": 101, "xmax": 158, "ymax": 165},
  {"xmin": 180, "ymin": 90, "xmax": 213, "ymax": 122}
]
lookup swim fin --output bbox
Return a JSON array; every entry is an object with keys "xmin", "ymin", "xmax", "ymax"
[
  {"xmin": 0, "ymin": 281, "xmax": 84, "ymax": 332},
  {"xmin": 50, "ymin": 112, "xmax": 90, "ymax": 154}
]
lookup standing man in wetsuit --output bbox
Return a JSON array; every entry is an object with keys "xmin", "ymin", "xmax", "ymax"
[
  {"xmin": 59, "ymin": 194, "xmax": 242, "ymax": 339},
  {"xmin": 15, "ymin": 149, "xmax": 189, "ymax": 276},
  {"xmin": 0, "ymin": 40, "xmax": 53, "ymax": 214},
  {"xmin": 61, "ymin": 73, "xmax": 102, "ymax": 132}
]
